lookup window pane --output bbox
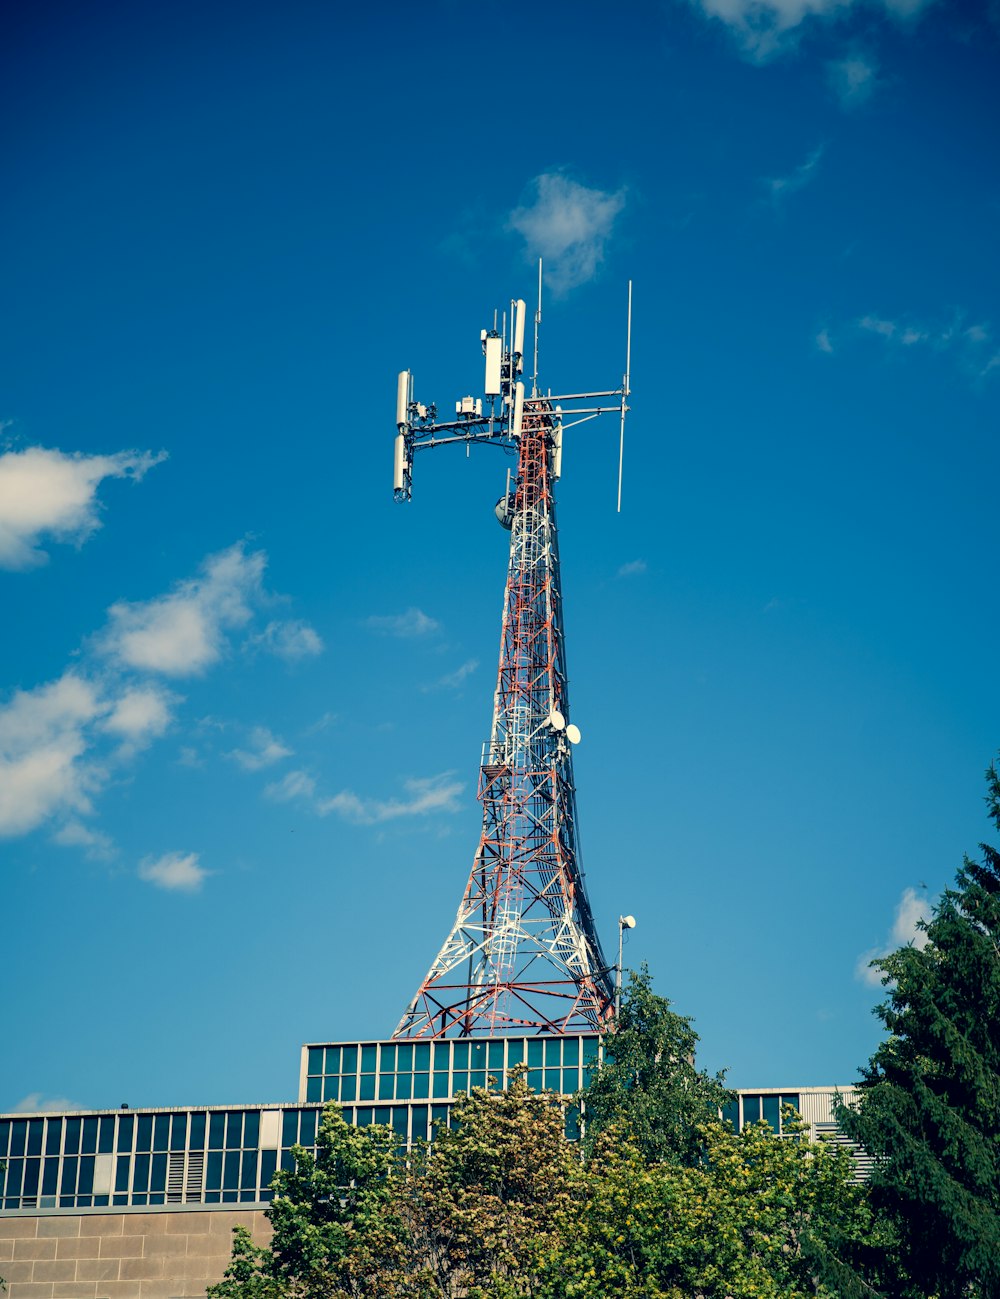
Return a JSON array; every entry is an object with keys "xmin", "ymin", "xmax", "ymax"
[
  {"xmin": 469, "ymin": 1071, "xmax": 486, "ymax": 1090},
  {"xmin": 721, "ymin": 1101, "xmax": 739, "ymax": 1130},
  {"xmin": 150, "ymin": 1153, "xmax": 167, "ymax": 1193},
  {"xmin": 207, "ymin": 1152, "xmax": 223, "ymax": 1190},
  {"xmin": 82, "ymin": 1117, "xmax": 99, "ymax": 1154},
  {"xmin": 396, "ymin": 1044, "xmax": 413, "ymax": 1072},
  {"xmin": 98, "ymin": 1118, "xmax": 114, "ymax": 1155},
  {"xmin": 453, "ymin": 1072, "xmax": 468, "ymax": 1094},
  {"xmin": 78, "ymin": 1156, "xmax": 95, "ymax": 1195},
  {"xmin": 453, "ymin": 1043, "xmax": 469, "ymax": 1069},
  {"xmin": 391, "ymin": 1109, "xmax": 409, "ymax": 1139},
  {"xmin": 562, "ymin": 1069, "xmax": 578, "ymax": 1094},
  {"xmin": 762, "ymin": 1096, "xmax": 780, "ymax": 1133},
  {"xmin": 527, "ymin": 1041, "xmax": 543, "ymax": 1067},
  {"xmin": 307, "ymin": 1047, "xmax": 323, "ymax": 1074},
  {"xmin": 136, "ymin": 1116, "xmax": 153, "ymax": 1151},
  {"xmin": 359, "ymin": 1075, "xmax": 376, "ymax": 1101},
  {"xmin": 341, "ymin": 1046, "xmax": 358, "ymax": 1074},
  {"xmin": 582, "ymin": 1036, "xmax": 600, "ymax": 1063},
  {"xmin": 544, "ymin": 1069, "xmax": 560, "ymax": 1092},
  {"xmin": 170, "ymin": 1114, "xmax": 188, "ymax": 1152},
  {"xmin": 241, "ymin": 1151, "xmax": 257, "ymax": 1189},
  {"xmin": 226, "ymin": 1113, "xmax": 243, "ymax": 1149},
  {"xmin": 432, "ymin": 1074, "xmax": 450, "ymax": 1099},
  {"xmin": 64, "ymin": 1118, "xmax": 81, "ymax": 1154},
  {"xmin": 133, "ymin": 1154, "xmax": 150, "ymax": 1193},
  {"xmin": 488, "ymin": 1042, "xmax": 505, "ymax": 1069},
  {"xmin": 414, "ymin": 1043, "xmax": 431, "ymax": 1072},
  {"xmin": 562, "ymin": 1039, "xmax": 579, "ymax": 1067},
  {"xmin": 299, "ymin": 1112, "xmax": 318, "ymax": 1147},
  {"xmin": 43, "ymin": 1158, "xmax": 59, "ymax": 1195},
  {"xmin": 190, "ymin": 1113, "xmax": 206, "ymax": 1149},
  {"xmin": 378, "ymin": 1075, "xmax": 394, "ymax": 1101},
  {"xmin": 527, "ymin": 1070, "xmax": 543, "ymax": 1093},
  {"xmin": 306, "ymin": 1077, "xmax": 322, "ymax": 1102},
  {"xmin": 373, "ymin": 1107, "xmax": 391, "ymax": 1127},
  {"xmin": 260, "ymin": 1149, "xmax": 277, "ymax": 1190},
  {"xmin": 153, "ymin": 1116, "xmax": 170, "ymax": 1151},
  {"xmin": 60, "ymin": 1157, "xmax": 78, "ymax": 1195},
  {"xmin": 115, "ymin": 1157, "xmax": 130, "ymax": 1193},
  {"xmin": 396, "ymin": 1074, "xmax": 412, "ymax": 1101},
  {"xmin": 27, "ymin": 1121, "xmax": 44, "ymax": 1157},
  {"xmin": 340, "ymin": 1076, "xmax": 357, "ymax": 1103},
  {"xmin": 46, "ymin": 1121, "xmax": 63, "ymax": 1156},
  {"xmin": 743, "ymin": 1096, "xmax": 761, "ymax": 1124},
  {"xmin": 413, "ymin": 1073, "xmax": 430, "ymax": 1100},
  {"xmin": 431, "ymin": 1042, "xmax": 451, "ymax": 1071},
  {"xmin": 243, "ymin": 1113, "xmax": 259, "ymax": 1149},
  {"xmin": 223, "ymin": 1152, "xmax": 240, "ymax": 1190},
  {"xmin": 209, "ymin": 1113, "xmax": 226, "ymax": 1149},
  {"xmin": 360, "ymin": 1045, "xmax": 377, "ymax": 1072},
  {"xmin": 281, "ymin": 1112, "xmax": 297, "ymax": 1147},
  {"xmin": 116, "ymin": 1115, "xmax": 134, "ymax": 1153},
  {"xmin": 544, "ymin": 1039, "xmax": 561, "ymax": 1066},
  {"xmin": 470, "ymin": 1042, "xmax": 487, "ymax": 1071},
  {"xmin": 24, "ymin": 1159, "xmax": 40, "ymax": 1197},
  {"xmin": 325, "ymin": 1047, "xmax": 341, "ymax": 1075},
  {"xmin": 10, "ymin": 1121, "xmax": 27, "ymax": 1157}
]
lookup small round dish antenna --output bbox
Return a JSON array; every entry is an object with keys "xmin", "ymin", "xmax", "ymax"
[
  {"xmin": 548, "ymin": 709, "xmax": 565, "ymax": 730},
  {"xmin": 565, "ymin": 723, "xmax": 581, "ymax": 744}
]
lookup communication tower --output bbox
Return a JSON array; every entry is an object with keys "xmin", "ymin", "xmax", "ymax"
[{"xmin": 391, "ymin": 272, "xmax": 632, "ymax": 1039}]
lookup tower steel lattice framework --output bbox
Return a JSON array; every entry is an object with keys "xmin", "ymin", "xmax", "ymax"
[{"xmin": 390, "ymin": 283, "xmax": 631, "ymax": 1039}]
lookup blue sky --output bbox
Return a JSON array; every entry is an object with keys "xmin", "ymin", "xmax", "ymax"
[{"xmin": 2, "ymin": 0, "xmax": 998, "ymax": 1112}]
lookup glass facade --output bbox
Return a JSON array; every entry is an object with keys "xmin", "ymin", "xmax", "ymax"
[
  {"xmin": 0, "ymin": 1034, "xmax": 824, "ymax": 1214},
  {"xmin": 302, "ymin": 1034, "xmax": 604, "ymax": 1106}
]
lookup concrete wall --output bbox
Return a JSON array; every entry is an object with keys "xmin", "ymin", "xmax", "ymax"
[{"xmin": 0, "ymin": 1209, "xmax": 271, "ymax": 1299}]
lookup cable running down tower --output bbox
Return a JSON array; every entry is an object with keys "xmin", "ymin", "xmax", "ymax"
[{"xmin": 391, "ymin": 279, "xmax": 632, "ymax": 1039}]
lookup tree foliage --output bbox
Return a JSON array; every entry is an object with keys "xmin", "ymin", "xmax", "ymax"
[
  {"xmin": 581, "ymin": 965, "xmax": 732, "ymax": 1165},
  {"xmin": 837, "ymin": 760, "xmax": 1000, "ymax": 1298}
]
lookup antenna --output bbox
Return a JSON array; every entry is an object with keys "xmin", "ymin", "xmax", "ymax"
[
  {"xmin": 532, "ymin": 258, "xmax": 542, "ymax": 398},
  {"xmin": 617, "ymin": 280, "xmax": 632, "ymax": 514}
]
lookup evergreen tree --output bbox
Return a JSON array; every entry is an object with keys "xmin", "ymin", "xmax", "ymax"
[
  {"xmin": 837, "ymin": 760, "xmax": 1000, "ymax": 1298},
  {"xmin": 581, "ymin": 965, "xmax": 732, "ymax": 1165}
]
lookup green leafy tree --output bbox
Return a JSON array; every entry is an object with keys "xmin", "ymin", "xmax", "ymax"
[
  {"xmin": 837, "ymin": 760, "xmax": 1000, "ymax": 1299},
  {"xmin": 401, "ymin": 1069, "xmax": 575, "ymax": 1298},
  {"xmin": 581, "ymin": 965, "xmax": 732, "ymax": 1165},
  {"xmin": 538, "ymin": 1113, "xmax": 875, "ymax": 1299},
  {"xmin": 209, "ymin": 1104, "xmax": 412, "ymax": 1299}
]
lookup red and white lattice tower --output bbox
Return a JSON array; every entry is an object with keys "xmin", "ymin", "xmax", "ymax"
[{"xmin": 390, "ymin": 281, "xmax": 631, "ymax": 1038}]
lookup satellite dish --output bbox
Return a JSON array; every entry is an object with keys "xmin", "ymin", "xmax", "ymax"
[
  {"xmin": 566, "ymin": 724, "xmax": 581, "ymax": 744},
  {"xmin": 621, "ymin": 914, "xmax": 636, "ymax": 929},
  {"xmin": 548, "ymin": 709, "xmax": 565, "ymax": 730}
]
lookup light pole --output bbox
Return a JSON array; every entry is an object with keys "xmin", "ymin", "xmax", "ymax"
[{"xmin": 615, "ymin": 914, "xmax": 636, "ymax": 1017}]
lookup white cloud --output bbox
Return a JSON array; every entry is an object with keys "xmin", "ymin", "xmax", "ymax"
[
  {"xmin": 268, "ymin": 767, "xmax": 464, "ymax": 826},
  {"xmin": 0, "ymin": 674, "xmax": 103, "ymax": 837},
  {"xmin": 101, "ymin": 543, "xmax": 266, "ymax": 675},
  {"xmin": 827, "ymin": 54, "xmax": 879, "ymax": 106},
  {"xmin": 52, "ymin": 819, "xmax": 116, "ymax": 861},
  {"xmin": 688, "ymin": 0, "xmax": 934, "ymax": 62},
  {"xmin": 365, "ymin": 607, "xmax": 440, "ymax": 638},
  {"xmin": 508, "ymin": 173, "xmax": 626, "ymax": 295},
  {"xmin": 12, "ymin": 1093, "xmax": 83, "ymax": 1113},
  {"xmin": 423, "ymin": 659, "xmax": 479, "ymax": 692},
  {"xmin": 0, "ymin": 446, "xmax": 165, "ymax": 571},
  {"xmin": 229, "ymin": 726, "xmax": 293, "ymax": 772},
  {"xmin": 617, "ymin": 559, "xmax": 648, "ymax": 578},
  {"xmin": 250, "ymin": 619, "xmax": 324, "ymax": 661},
  {"xmin": 765, "ymin": 146, "xmax": 824, "ymax": 204},
  {"xmin": 855, "ymin": 886, "xmax": 932, "ymax": 985},
  {"xmin": 857, "ymin": 311, "xmax": 1000, "ymax": 379},
  {"xmin": 265, "ymin": 769, "xmax": 317, "ymax": 803},
  {"xmin": 101, "ymin": 685, "xmax": 174, "ymax": 747},
  {"xmin": 137, "ymin": 850, "xmax": 208, "ymax": 892},
  {"xmin": 317, "ymin": 773, "xmax": 464, "ymax": 825},
  {"xmin": 816, "ymin": 328, "xmax": 835, "ymax": 354}
]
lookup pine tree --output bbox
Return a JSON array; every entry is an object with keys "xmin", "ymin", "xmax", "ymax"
[{"xmin": 837, "ymin": 761, "xmax": 1000, "ymax": 1298}]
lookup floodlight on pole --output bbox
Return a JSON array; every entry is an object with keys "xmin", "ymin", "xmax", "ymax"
[{"xmin": 615, "ymin": 915, "xmax": 636, "ymax": 1018}]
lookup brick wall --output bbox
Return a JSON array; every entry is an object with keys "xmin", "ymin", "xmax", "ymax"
[{"xmin": 0, "ymin": 1209, "xmax": 271, "ymax": 1299}]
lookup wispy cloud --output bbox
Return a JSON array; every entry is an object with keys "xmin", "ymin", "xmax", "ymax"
[
  {"xmin": 508, "ymin": 173, "xmax": 626, "ymax": 295},
  {"xmin": 765, "ymin": 146, "xmax": 824, "ymax": 206},
  {"xmin": 365, "ymin": 607, "xmax": 440, "ymax": 638},
  {"xmin": 815, "ymin": 328, "xmax": 834, "ymax": 354},
  {"xmin": 12, "ymin": 1093, "xmax": 83, "ymax": 1113},
  {"xmin": 137, "ymin": 850, "xmax": 208, "ymax": 892},
  {"xmin": 856, "ymin": 311, "xmax": 1000, "ymax": 379},
  {"xmin": 688, "ymin": 0, "xmax": 934, "ymax": 62},
  {"xmin": 249, "ymin": 619, "xmax": 324, "ymax": 661},
  {"xmin": 52, "ymin": 819, "xmax": 116, "ymax": 861},
  {"xmin": 0, "ymin": 445, "xmax": 166, "ymax": 571},
  {"xmin": 855, "ymin": 886, "xmax": 932, "ymax": 986},
  {"xmin": 422, "ymin": 659, "xmax": 479, "ymax": 692},
  {"xmin": 267, "ymin": 769, "xmax": 464, "ymax": 826},
  {"xmin": 827, "ymin": 54, "xmax": 879, "ymax": 107},
  {"xmin": 228, "ymin": 726, "xmax": 293, "ymax": 772},
  {"xmin": 616, "ymin": 559, "xmax": 647, "ymax": 578}
]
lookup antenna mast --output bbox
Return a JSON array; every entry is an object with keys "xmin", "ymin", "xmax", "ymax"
[{"xmin": 391, "ymin": 283, "xmax": 631, "ymax": 1038}]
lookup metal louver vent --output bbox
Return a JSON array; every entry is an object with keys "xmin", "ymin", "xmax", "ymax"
[
  {"xmin": 166, "ymin": 1153, "xmax": 185, "ymax": 1202},
  {"xmin": 813, "ymin": 1121, "xmax": 875, "ymax": 1182},
  {"xmin": 166, "ymin": 1150, "xmax": 205, "ymax": 1203},
  {"xmin": 185, "ymin": 1150, "xmax": 204, "ymax": 1202}
]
